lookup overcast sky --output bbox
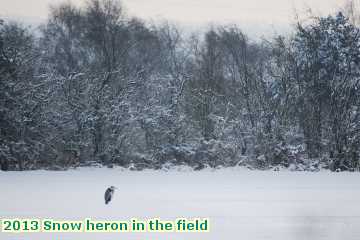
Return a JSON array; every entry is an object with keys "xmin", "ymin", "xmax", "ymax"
[{"xmin": 0, "ymin": 0, "xmax": 348, "ymax": 37}]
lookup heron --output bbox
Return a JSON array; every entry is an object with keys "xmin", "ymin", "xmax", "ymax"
[{"xmin": 104, "ymin": 186, "xmax": 117, "ymax": 204}]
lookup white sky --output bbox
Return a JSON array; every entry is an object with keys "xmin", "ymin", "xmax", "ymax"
[{"xmin": 0, "ymin": 0, "xmax": 348, "ymax": 37}]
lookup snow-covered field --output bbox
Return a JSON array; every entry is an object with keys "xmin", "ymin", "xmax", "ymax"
[{"xmin": 1, "ymin": 167, "xmax": 360, "ymax": 240}]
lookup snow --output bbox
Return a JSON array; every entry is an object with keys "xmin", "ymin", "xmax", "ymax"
[{"xmin": 1, "ymin": 167, "xmax": 360, "ymax": 239}]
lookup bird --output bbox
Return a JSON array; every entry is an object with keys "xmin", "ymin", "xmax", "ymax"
[{"xmin": 104, "ymin": 186, "xmax": 117, "ymax": 204}]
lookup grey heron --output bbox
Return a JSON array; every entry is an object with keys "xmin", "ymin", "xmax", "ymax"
[{"xmin": 104, "ymin": 186, "xmax": 117, "ymax": 204}]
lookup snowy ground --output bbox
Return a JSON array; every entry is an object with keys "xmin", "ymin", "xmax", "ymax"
[{"xmin": 1, "ymin": 167, "xmax": 360, "ymax": 240}]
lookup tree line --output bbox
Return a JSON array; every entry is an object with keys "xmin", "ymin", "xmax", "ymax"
[{"xmin": 1, "ymin": 0, "xmax": 359, "ymax": 171}]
